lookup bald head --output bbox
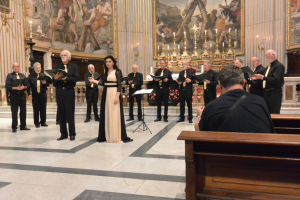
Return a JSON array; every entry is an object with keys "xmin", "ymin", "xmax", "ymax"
[
  {"xmin": 265, "ymin": 49, "xmax": 277, "ymax": 64},
  {"xmin": 12, "ymin": 63, "xmax": 20, "ymax": 73},
  {"xmin": 250, "ymin": 56, "xmax": 261, "ymax": 68},
  {"xmin": 182, "ymin": 60, "xmax": 190, "ymax": 70}
]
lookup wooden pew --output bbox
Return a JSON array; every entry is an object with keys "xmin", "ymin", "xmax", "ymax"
[
  {"xmin": 178, "ymin": 131, "xmax": 300, "ymax": 200},
  {"xmin": 271, "ymin": 114, "xmax": 300, "ymax": 134}
]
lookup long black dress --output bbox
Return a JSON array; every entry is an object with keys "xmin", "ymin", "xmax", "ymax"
[{"xmin": 97, "ymin": 69, "xmax": 132, "ymax": 143}]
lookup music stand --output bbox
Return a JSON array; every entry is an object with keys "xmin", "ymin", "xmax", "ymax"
[{"xmin": 132, "ymin": 89, "xmax": 153, "ymax": 134}]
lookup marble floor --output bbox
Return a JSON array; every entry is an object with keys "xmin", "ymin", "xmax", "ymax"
[{"xmin": 0, "ymin": 115, "xmax": 195, "ymax": 200}]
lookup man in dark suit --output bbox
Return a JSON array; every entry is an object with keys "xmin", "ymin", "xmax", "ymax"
[
  {"xmin": 5, "ymin": 63, "xmax": 30, "ymax": 133},
  {"xmin": 234, "ymin": 59, "xmax": 248, "ymax": 90},
  {"xmin": 177, "ymin": 60, "xmax": 195, "ymax": 123},
  {"xmin": 84, "ymin": 64, "xmax": 100, "ymax": 123},
  {"xmin": 248, "ymin": 56, "xmax": 265, "ymax": 97},
  {"xmin": 154, "ymin": 59, "xmax": 173, "ymax": 122},
  {"xmin": 28, "ymin": 62, "xmax": 52, "ymax": 128},
  {"xmin": 253, "ymin": 49, "xmax": 285, "ymax": 114},
  {"xmin": 126, "ymin": 64, "xmax": 143, "ymax": 121},
  {"xmin": 53, "ymin": 50, "xmax": 79, "ymax": 141},
  {"xmin": 197, "ymin": 61, "xmax": 218, "ymax": 106}
]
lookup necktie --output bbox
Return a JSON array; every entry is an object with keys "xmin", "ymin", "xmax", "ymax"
[
  {"xmin": 204, "ymin": 81, "xmax": 207, "ymax": 90},
  {"xmin": 183, "ymin": 70, "xmax": 186, "ymax": 87},
  {"xmin": 64, "ymin": 65, "xmax": 68, "ymax": 83},
  {"xmin": 91, "ymin": 73, "xmax": 94, "ymax": 88},
  {"xmin": 263, "ymin": 65, "xmax": 270, "ymax": 89},
  {"xmin": 16, "ymin": 73, "xmax": 20, "ymax": 79},
  {"xmin": 37, "ymin": 74, "xmax": 41, "ymax": 93},
  {"xmin": 132, "ymin": 73, "xmax": 136, "ymax": 88},
  {"xmin": 159, "ymin": 70, "xmax": 164, "ymax": 86}
]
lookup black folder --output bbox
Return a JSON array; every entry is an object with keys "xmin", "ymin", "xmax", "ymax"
[
  {"xmin": 151, "ymin": 75, "xmax": 164, "ymax": 80},
  {"xmin": 12, "ymin": 78, "xmax": 29, "ymax": 86},
  {"xmin": 123, "ymin": 76, "xmax": 134, "ymax": 82},
  {"xmin": 37, "ymin": 73, "xmax": 51, "ymax": 81},
  {"xmin": 177, "ymin": 76, "xmax": 186, "ymax": 82},
  {"xmin": 241, "ymin": 66, "xmax": 255, "ymax": 76},
  {"xmin": 194, "ymin": 72, "xmax": 210, "ymax": 82}
]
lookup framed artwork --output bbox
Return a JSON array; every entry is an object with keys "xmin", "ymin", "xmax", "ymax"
[
  {"xmin": 153, "ymin": 0, "xmax": 245, "ymax": 59},
  {"xmin": 0, "ymin": 0, "xmax": 11, "ymax": 12},
  {"xmin": 286, "ymin": 0, "xmax": 300, "ymax": 50},
  {"xmin": 23, "ymin": 0, "xmax": 117, "ymax": 59}
]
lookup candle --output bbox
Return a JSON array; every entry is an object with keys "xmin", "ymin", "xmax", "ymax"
[
  {"xmin": 215, "ymin": 29, "xmax": 218, "ymax": 34},
  {"xmin": 234, "ymin": 41, "xmax": 237, "ymax": 47},
  {"xmin": 210, "ymin": 43, "xmax": 212, "ymax": 48},
  {"xmin": 150, "ymin": 67, "xmax": 153, "ymax": 74},
  {"xmin": 205, "ymin": 30, "xmax": 207, "ymax": 35},
  {"xmin": 162, "ymin": 33, "xmax": 164, "ymax": 37},
  {"xmin": 158, "ymin": 46, "xmax": 159, "ymax": 52},
  {"xmin": 184, "ymin": 31, "xmax": 186, "ymax": 37},
  {"xmin": 173, "ymin": 32, "xmax": 175, "ymax": 37},
  {"xmin": 168, "ymin": 45, "xmax": 170, "ymax": 50},
  {"xmin": 223, "ymin": 42, "xmax": 224, "ymax": 47},
  {"xmin": 29, "ymin": 21, "xmax": 32, "ymax": 39},
  {"xmin": 178, "ymin": 45, "xmax": 180, "ymax": 49},
  {"xmin": 235, "ymin": 29, "xmax": 237, "ymax": 35},
  {"xmin": 229, "ymin": 28, "xmax": 231, "ymax": 33},
  {"xmin": 201, "ymin": 65, "xmax": 204, "ymax": 72}
]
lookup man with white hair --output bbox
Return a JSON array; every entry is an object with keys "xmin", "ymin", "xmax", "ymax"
[
  {"xmin": 126, "ymin": 64, "xmax": 143, "ymax": 121},
  {"xmin": 28, "ymin": 62, "xmax": 52, "ymax": 128},
  {"xmin": 53, "ymin": 50, "xmax": 79, "ymax": 141},
  {"xmin": 248, "ymin": 56, "xmax": 265, "ymax": 98},
  {"xmin": 253, "ymin": 49, "xmax": 285, "ymax": 114},
  {"xmin": 84, "ymin": 64, "xmax": 100, "ymax": 123}
]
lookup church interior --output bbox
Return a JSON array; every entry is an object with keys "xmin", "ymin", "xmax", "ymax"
[{"xmin": 0, "ymin": 0, "xmax": 300, "ymax": 199}]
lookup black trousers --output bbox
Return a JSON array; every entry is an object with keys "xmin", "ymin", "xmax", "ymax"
[
  {"xmin": 32, "ymin": 92, "xmax": 47, "ymax": 125},
  {"xmin": 179, "ymin": 89, "xmax": 193, "ymax": 120},
  {"xmin": 156, "ymin": 87, "xmax": 169, "ymax": 119},
  {"xmin": 204, "ymin": 89, "xmax": 216, "ymax": 106},
  {"xmin": 10, "ymin": 93, "xmax": 26, "ymax": 129},
  {"xmin": 250, "ymin": 89, "xmax": 264, "ymax": 98},
  {"xmin": 129, "ymin": 90, "xmax": 142, "ymax": 119},
  {"xmin": 264, "ymin": 88, "xmax": 282, "ymax": 114},
  {"xmin": 85, "ymin": 88, "xmax": 99, "ymax": 119},
  {"xmin": 56, "ymin": 88, "xmax": 76, "ymax": 137}
]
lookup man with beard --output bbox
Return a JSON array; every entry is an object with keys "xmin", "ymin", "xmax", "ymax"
[
  {"xmin": 248, "ymin": 56, "xmax": 265, "ymax": 98},
  {"xmin": 53, "ymin": 50, "xmax": 79, "ymax": 141},
  {"xmin": 253, "ymin": 49, "xmax": 285, "ymax": 114}
]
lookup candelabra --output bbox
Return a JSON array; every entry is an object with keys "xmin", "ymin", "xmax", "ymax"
[
  {"xmin": 227, "ymin": 31, "xmax": 233, "ymax": 57},
  {"xmin": 181, "ymin": 32, "xmax": 189, "ymax": 60},
  {"xmin": 27, "ymin": 38, "xmax": 36, "ymax": 74},
  {"xmin": 214, "ymin": 33, "xmax": 221, "ymax": 58},
  {"xmin": 192, "ymin": 25, "xmax": 199, "ymax": 58},
  {"xmin": 201, "ymin": 32, "xmax": 209, "ymax": 58}
]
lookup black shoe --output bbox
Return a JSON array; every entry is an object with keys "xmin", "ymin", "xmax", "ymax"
[
  {"xmin": 12, "ymin": 129, "xmax": 17, "ymax": 133},
  {"xmin": 57, "ymin": 136, "xmax": 68, "ymax": 141},
  {"xmin": 56, "ymin": 121, "xmax": 60, "ymax": 125},
  {"xmin": 124, "ymin": 138, "xmax": 133, "ymax": 143},
  {"xmin": 35, "ymin": 124, "xmax": 40, "ymax": 128},
  {"xmin": 189, "ymin": 120, "xmax": 193, "ymax": 123},
  {"xmin": 126, "ymin": 118, "xmax": 134, "ymax": 121},
  {"xmin": 95, "ymin": 117, "xmax": 100, "ymax": 121},
  {"xmin": 138, "ymin": 118, "xmax": 143, "ymax": 121},
  {"xmin": 164, "ymin": 119, "xmax": 168, "ymax": 122},
  {"xmin": 84, "ymin": 118, "xmax": 90, "ymax": 123},
  {"xmin": 177, "ymin": 119, "xmax": 184, "ymax": 123},
  {"xmin": 154, "ymin": 118, "xmax": 161, "ymax": 122},
  {"xmin": 70, "ymin": 136, "xmax": 75, "ymax": 141},
  {"xmin": 41, "ymin": 124, "xmax": 48, "ymax": 127},
  {"xmin": 20, "ymin": 127, "xmax": 30, "ymax": 131}
]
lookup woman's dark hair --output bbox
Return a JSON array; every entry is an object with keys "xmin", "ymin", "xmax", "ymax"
[{"xmin": 104, "ymin": 55, "xmax": 119, "ymax": 75}]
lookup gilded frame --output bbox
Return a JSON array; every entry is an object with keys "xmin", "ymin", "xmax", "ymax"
[
  {"xmin": 152, "ymin": 0, "xmax": 245, "ymax": 59},
  {"xmin": 286, "ymin": 0, "xmax": 300, "ymax": 50},
  {"xmin": 22, "ymin": 0, "xmax": 117, "ymax": 59},
  {"xmin": 0, "ymin": 0, "xmax": 11, "ymax": 12}
]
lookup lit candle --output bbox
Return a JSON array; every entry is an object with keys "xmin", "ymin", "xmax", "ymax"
[
  {"xmin": 184, "ymin": 31, "xmax": 186, "ymax": 37},
  {"xmin": 223, "ymin": 42, "xmax": 224, "ymax": 47},
  {"xmin": 173, "ymin": 32, "xmax": 175, "ymax": 37},
  {"xmin": 162, "ymin": 33, "xmax": 164, "ymax": 38},
  {"xmin": 158, "ymin": 46, "xmax": 159, "ymax": 52},
  {"xmin": 205, "ymin": 30, "xmax": 207, "ymax": 35},
  {"xmin": 234, "ymin": 41, "xmax": 237, "ymax": 47},
  {"xmin": 215, "ymin": 29, "xmax": 218, "ymax": 34},
  {"xmin": 256, "ymin": 35, "xmax": 259, "ymax": 38},
  {"xmin": 178, "ymin": 45, "xmax": 180, "ymax": 49},
  {"xmin": 201, "ymin": 65, "xmax": 204, "ymax": 72},
  {"xmin": 29, "ymin": 21, "xmax": 32, "ymax": 39},
  {"xmin": 210, "ymin": 43, "xmax": 212, "ymax": 48},
  {"xmin": 229, "ymin": 28, "xmax": 231, "ymax": 33},
  {"xmin": 150, "ymin": 67, "xmax": 153, "ymax": 74},
  {"xmin": 168, "ymin": 45, "xmax": 170, "ymax": 50}
]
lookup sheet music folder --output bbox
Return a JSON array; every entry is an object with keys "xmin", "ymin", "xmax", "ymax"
[
  {"xmin": 194, "ymin": 72, "xmax": 210, "ymax": 82},
  {"xmin": 241, "ymin": 66, "xmax": 255, "ymax": 76},
  {"xmin": 12, "ymin": 78, "xmax": 29, "ymax": 86}
]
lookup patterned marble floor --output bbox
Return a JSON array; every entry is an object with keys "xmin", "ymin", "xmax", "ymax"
[{"xmin": 0, "ymin": 115, "xmax": 195, "ymax": 200}]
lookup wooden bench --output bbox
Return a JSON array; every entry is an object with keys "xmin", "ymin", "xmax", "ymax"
[
  {"xmin": 178, "ymin": 131, "xmax": 300, "ymax": 200},
  {"xmin": 271, "ymin": 114, "xmax": 300, "ymax": 134}
]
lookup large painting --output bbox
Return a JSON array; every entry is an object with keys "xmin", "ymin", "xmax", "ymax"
[
  {"xmin": 0, "ymin": 0, "xmax": 11, "ymax": 12},
  {"xmin": 23, "ymin": 0, "xmax": 117, "ymax": 59},
  {"xmin": 153, "ymin": 0, "xmax": 244, "ymax": 59},
  {"xmin": 286, "ymin": 0, "xmax": 300, "ymax": 50}
]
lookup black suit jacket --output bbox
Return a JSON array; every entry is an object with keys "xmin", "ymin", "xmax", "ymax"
[
  {"xmin": 177, "ymin": 69, "xmax": 195, "ymax": 90},
  {"xmin": 198, "ymin": 69, "xmax": 218, "ymax": 91},
  {"xmin": 248, "ymin": 65, "xmax": 265, "ymax": 90},
  {"xmin": 84, "ymin": 71, "xmax": 100, "ymax": 91},
  {"xmin": 154, "ymin": 68, "xmax": 173, "ymax": 88},
  {"xmin": 263, "ymin": 60, "xmax": 285, "ymax": 89},
  {"xmin": 28, "ymin": 72, "xmax": 52, "ymax": 95},
  {"xmin": 126, "ymin": 72, "xmax": 143, "ymax": 92},
  {"xmin": 53, "ymin": 63, "xmax": 79, "ymax": 89}
]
